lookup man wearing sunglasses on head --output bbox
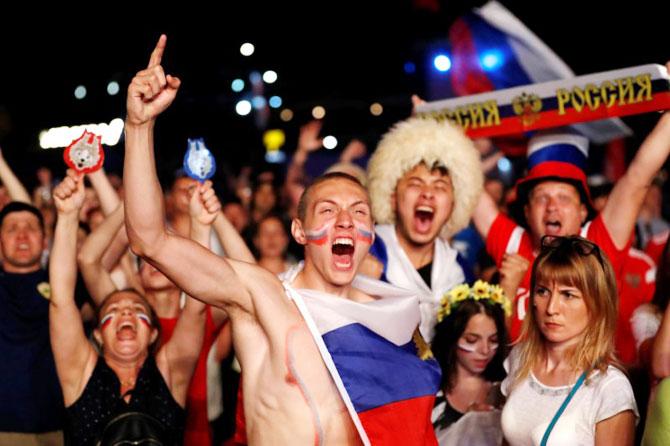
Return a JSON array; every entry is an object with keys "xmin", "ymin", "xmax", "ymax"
[{"xmin": 472, "ymin": 86, "xmax": 670, "ymax": 340}]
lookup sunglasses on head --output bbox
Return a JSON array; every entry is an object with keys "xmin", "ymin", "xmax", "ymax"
[{"xmin": 540, "ymin": 235, "xmax": 604, "ymax": 266}]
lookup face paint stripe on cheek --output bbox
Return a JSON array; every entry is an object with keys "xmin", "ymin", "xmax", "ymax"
[
  {"xmin": 305, "ymin": 224, "xmax": 330, "ymax": 246},
  {"xmin": 457, "ymin": 342, "xmax": 478, "ymax": 353},
  {"xmin": 356, "ymin": 227, "xmax": 373, "ymax": 244},
  {"xmin": 138, "ymin": 313, "xmax": 152, "ymax": 328},
  {"xmin": 100, "ymin": 313, "xmax": 114, "ymax": 330}
]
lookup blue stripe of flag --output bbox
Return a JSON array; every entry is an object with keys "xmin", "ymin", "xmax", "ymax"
[
  {"xmin": 463, "ymin": 13, "xmax": 533, "ymax": 90},
  {"xmin": 322, "ymin": 323, "xmax": 441, "ymax": 413},
  {"xmin": 528, "ymin": 144, "xmax": 587, "ymax": 170}
]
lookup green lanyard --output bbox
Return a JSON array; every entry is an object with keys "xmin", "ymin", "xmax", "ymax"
[{"xmin": 540, "ymin": 371, "xmax": 588, "ymax": 446}]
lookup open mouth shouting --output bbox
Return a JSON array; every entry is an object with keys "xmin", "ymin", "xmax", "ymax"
[
  {"xmin": 332, "ymin": 237, "xmax": 355, "ymax": 270},
  {"xmin": 414, "ymin": 205, "xmax": 435, "ymax": 234},
  {"xmin": 544, "ymin": 220, "xmax": 562, "ymax": 236}
]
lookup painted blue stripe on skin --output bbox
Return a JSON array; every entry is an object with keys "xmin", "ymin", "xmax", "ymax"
[
  {"xmin": 321, "ymin": 323, "xmax": 441, "ymax": 413},
  {"xmin": 463, "ymin": 13, "xmax": 533, "ymax": 90},
  {"xmin": 527, "ymin": 144, "xmax": 587, "ymax": 170}
]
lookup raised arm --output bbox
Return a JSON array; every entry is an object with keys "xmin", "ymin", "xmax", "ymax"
[
  {"xmin": 87, "ymin": 168, "xmax": 121, "ymax": 215},
  {"xmin": 603, "ymin": 67, "xmax": 670, "ymax": 249},
  {"xmin": 49, "ymin": 170, "xmax": 97, "ymax": 405},
  {"xmin": 157, "ymin": 181, "xmax": 216, "ymax": 406},
  {"xmin": 472, "ymin": 188, "xmax": 500, "ymax": 240},
  {"xmin": 123, "ymin": 35, "xmax": 274, "ymax": 315},
  {"xmin": 77, "ymin": 204, "xmax": 125, "ymax": 305},
  {"xmin": 212, "ymin": 210, "xmax": 255, "ymax": 263},
  {"xmin": 0, "ymin": 146, "xmax": 32, "ymax": 203}
]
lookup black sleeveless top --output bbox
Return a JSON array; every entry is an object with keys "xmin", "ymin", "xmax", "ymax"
[{"xmin": 65, "ymin": 355, "xmax": 186, "ymax": 446}]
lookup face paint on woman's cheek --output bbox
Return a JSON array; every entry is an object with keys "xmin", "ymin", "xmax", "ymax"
[
  {"xmin": 305, "ymin": 222, "xmax": 332, "ymax": 246},
  {"xmin": 137, "ymin": 313, "xmax": 152, "ymax": 329},
  {"xmin": 457, "ymin": 342, "xmax": 478, "ymax": 353},
  {"xmin": 100, "ymin": 313, "xmax": 114, "ymax": 330}
]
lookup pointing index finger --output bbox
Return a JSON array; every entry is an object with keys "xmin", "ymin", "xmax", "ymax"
[{"xmin": 147, "ymin": 34, "xmax": 167, "ymax": 68}]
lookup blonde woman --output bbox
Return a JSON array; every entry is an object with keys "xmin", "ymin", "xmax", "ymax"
[{"xmin": 501, "ymin": 235, "xmax": 638, "ymax": 446}]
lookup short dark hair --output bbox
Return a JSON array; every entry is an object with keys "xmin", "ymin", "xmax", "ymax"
[
  {"xmin": 0, "ymin": 201, "xmax": 45, "ymax": 232},
  {"xmin": 297, "ymin": 172, "xmax": 367, "ymax": 222}
]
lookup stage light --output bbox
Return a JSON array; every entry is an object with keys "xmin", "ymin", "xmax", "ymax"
[
  {"xmin": 481, "ymin": 50, "xmax": 504, "ymax": 71},
  {"xmin": 312, "ymin": 106, "xmax": 326, "ymax": 119},
  {"xmin": 74, "ymin": 85, "xmax": 87, "ymax": 99},
  {"xmin": 107, "ymin": 81, "xmax": 120, "ymax": 96},
  {"xmin": 280, "ymin": 109, "xmax": 293, "ymax": 122},
  {"xmin": 323, "ymin": 135, "xmax": 337, "ymax": 150},
  {"xmin": 235, "ymin": 100, "xmax": 252, "ymax": 116},
  {"xmin": 269, "ymin": 96, "xmax": 282, "ymax": 108},
  {"xmin": 263, "ymin": 70, "xmax": 277, "ymax": 84},
  {"xmin": 370, "ymin": 102, "xmax": 383, "ymax": 116},
  {"xmin": 231, "ymin": 79, "xmax": 245, "ymax": 92},
  {"xmin": 240, "ymin": 43, "xmax": 255, "ymax": 56},
  {"xmin": 433, "ymin": 54, "xmax": 452, "ymax": 72}
]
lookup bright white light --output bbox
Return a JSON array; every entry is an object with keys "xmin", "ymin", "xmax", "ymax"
[
  {"xmin": 497, "ymin": 156, "xmax": 512, "ymax": 173},
  {"xmin": 74, "ymin": 85, "xmax": 87, "ymax": 99},
  {"xmin": 39, "ymin": 117, "xmax": 125, "ymax": 149},
  {"xmin": 312, "ymin": 106, "xmax": 326, "ymax": 119},
  {"xmin": 323, "ymin": 135, "xmax": 337, "ymax": 150},
  {"xmin": 481, "ymin": 50, "xmax": 504, "ymax": 71},
  {"xmin": 433, "ymin": 54, "xmax": 452, "ymax": 72},
  {"xmin": 252, "ymin": 96, "xmax": 266, "ymax": 110},
  {"xmin": 231, "ymin": 79, "xmax": 245, "ymax": 92},
  {"xmin": 236, "ymin": 100, "xmax": 252, "ymax": 116},
  {"xmin": 240, "ymin": 42, "xmax": 255, "ymax": 56},
  {"xmin": 262, "ymin": 70, "xmax": 277, "ymax": 84},
  {"xmin": 107, "ymin": 81, "xmax": 120, "ymax": 96},
  {"xmin": 269, "ymin": 96, "xmax": 282, "ymax": 108}
]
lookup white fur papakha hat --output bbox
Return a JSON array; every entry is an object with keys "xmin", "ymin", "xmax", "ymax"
[{"xmin": 367, "ymin": 117, "xmax": 483, "ymax": 238}]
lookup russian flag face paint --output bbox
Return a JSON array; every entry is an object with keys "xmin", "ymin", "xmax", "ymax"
[
  {"xmin": 356, "ymin": 227, "xmax": 373, "ymax": 245},
  {"xmin": 137, "ymin": 312, "xmax": 152, "ymax": 329},
  {"xmin": 100, "ymin": 313, "xmax": 114, "ymax": 330},
  {"xmin": 305, "ymin": 224, "xmax": 330, "ymax": 246}
]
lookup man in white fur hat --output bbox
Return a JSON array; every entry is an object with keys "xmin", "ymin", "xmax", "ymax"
[{"xmin": 366, "ymin": 118, "xmax": 483, "ymax": 342}]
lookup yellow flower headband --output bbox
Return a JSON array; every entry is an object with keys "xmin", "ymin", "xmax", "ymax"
[{"xmin": 437, "ymin": 280, "xmax": 513, "ymax": 323}]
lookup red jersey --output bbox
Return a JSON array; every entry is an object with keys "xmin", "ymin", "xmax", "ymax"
[
  {"xmin": 486, "ymin": 212, "xmax": 628, "ymax": 340},
  {"xmin": 160, "ymin": 306, "xmax": 222, "ymax": 446},
  {"xmin": 617, "ymin": 248, "xmax": 656, "ymax": 364}
]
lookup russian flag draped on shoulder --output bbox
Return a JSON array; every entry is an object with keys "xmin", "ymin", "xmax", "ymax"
[
  {"xmin": 420, "ymin": 1, "xmax": 670, "ymax": 143},
  {"xmin": 282, "ymin": 265, "xmax": 441, "ymax": 445}
]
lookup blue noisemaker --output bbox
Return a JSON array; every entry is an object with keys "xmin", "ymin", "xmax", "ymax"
[{"xmin": 183, "ymin": 138, "xmax": 216, "ymax": 182}]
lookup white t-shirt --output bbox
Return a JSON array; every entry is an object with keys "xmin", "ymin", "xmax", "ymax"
[{"xmin": 501, "ymin": 347, "xmax": 638, "ymax": 446}]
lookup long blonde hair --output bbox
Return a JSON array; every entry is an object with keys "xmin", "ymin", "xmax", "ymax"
[{"xmin": 514, "ymin": 236, "xmax": 619, "ymax": 385}]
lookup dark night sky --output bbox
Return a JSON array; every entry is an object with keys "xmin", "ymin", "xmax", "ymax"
[{"xmin": 0, "ymin": 0, "xmax": 668, "ymax": 190}]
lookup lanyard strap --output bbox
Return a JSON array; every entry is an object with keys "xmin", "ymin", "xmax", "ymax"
[{"xmin": 540, "ymin": 371, "xmax": 588, "ymax": 446}]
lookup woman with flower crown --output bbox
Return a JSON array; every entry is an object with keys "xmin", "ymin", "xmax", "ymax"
[{"xmin": 431, "ymin": 279, "xmax": 512, "ymax": 445}]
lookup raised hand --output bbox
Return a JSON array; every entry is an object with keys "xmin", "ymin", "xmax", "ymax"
[
  {"xmin": 340, "ymin": 139, "xmax": 367, "ymax": 163},
  {"xmin": 126, "ymin": 34, "xmax": 182, "ymax": 126},
  {"xmin": 189, "ymin": 180, "xmax": 221, "ymax": 227},
  {"xmin": 53, "ymin": 169, "xmax": 86, "ymax": 215},
  {"xmin": 297, "ymin": 120, "xmax": 323, "ymax": 153}
]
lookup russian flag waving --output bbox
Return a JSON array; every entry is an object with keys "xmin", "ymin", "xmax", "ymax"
[
  {"xmin": 428, "ymin": 0, "xmax": 631, "ymax": 143},
  {"xmin": 283, "ymin": 267, "xmax": 441, "ymax": 446}
]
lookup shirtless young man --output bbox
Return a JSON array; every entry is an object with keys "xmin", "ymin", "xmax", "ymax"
[{"xmin": 124, "ymin": 35, "xmax": 439, "ymax": 445}]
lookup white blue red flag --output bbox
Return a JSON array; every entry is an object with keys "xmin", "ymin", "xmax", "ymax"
[
  {"xmin": 427, "ymin": 0, "xmax": 632, "ymax": 143},
  {"xmin": 282, "ymin": 267, "xmax": 441, "ymax": 445}
]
